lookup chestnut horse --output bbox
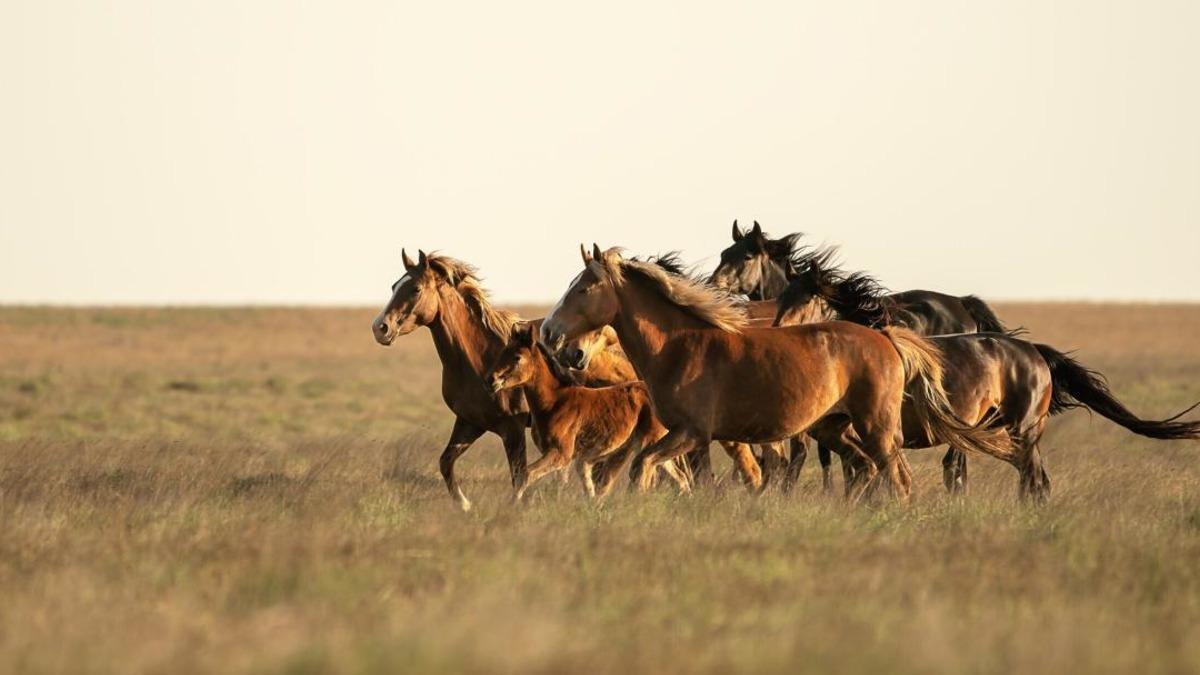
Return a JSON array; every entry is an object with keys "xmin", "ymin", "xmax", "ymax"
[
  {"xmin": 372, "ymin": 249, "xmax": 637, "ymax": 511},
  {"xmin": 774, "ymin": 270, "xmax": 1200, "ymax": 501},
  {"xmin": 486, "ymin": 322, "xmax": 691, "ymax": 500},
  {"xmin": 541, "ymin": 246, "xmax": 1012, "ymax": 504}
]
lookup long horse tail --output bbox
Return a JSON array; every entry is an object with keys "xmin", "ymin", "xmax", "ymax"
[
  {"xmin": 1033, "ymin": 343, "xmax": 1200, "ymax": 440},
  {"xmin": 960, "ymin": 295, "xmax": 1007, "ymax": 333},
  {"xmin": 881, "ymin": 327, "xmax": 1014, "ymax": 460}
]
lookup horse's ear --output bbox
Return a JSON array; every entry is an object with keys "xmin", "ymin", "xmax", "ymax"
[
  {"xmin": 732, "ymin": 220, "xmax": 743, "ymax": 241},
  {"xmin": 750, "ymin": 221, "xmax": 763, "ymax": 237},
  {"xmin": 580, "ymin": 244, "xmax": 592, "ymax": 265},
  {"xmin": 513, "ymin": 321, "xmax": 534, "ymax": 345},
  {"xmin": 417, "ymin": 249, "xmax": 428, "ymax": 267},
  {"xmin": 592, "ymin": 243, "xmax": 603, "ymax": 261},
  {"xmin": 402, "ymin": 248, "xmax": 417, "ymax": 272}
]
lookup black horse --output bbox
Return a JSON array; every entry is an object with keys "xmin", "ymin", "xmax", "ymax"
[
  {"xmin": 773, "ymin": 255, "xmax": 1000, "ymax": 490},
  {"xmin": 774, "ymin": 256, "xmax": 1200, "ymax": 497}
]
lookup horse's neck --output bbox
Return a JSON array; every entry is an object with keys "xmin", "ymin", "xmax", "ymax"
[
  {"xmin": 427, "ymin": 291, "xmax": 500, "ymax": 380},
  {"xmin": 756, "ymin": 259, "xmax": 791, "ymax": 300},
  {"xmin": 826, "ymin": 288, "xmax": 886, "ymax": 328},
  {"xmin": 610, "ymin": 277, "xmax": 707, "ymax": 373},
  {"xmin": 520, "ymin": 349, "xmax": 564, "ymax": 413}
]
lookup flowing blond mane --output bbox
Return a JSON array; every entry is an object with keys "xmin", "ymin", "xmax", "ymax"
[
  {"xmin": 599, "ymin": 248, "xmax": 748, "ymax": 332},
  {"xmin": 425, "ymin": 254, "xmax": 518, "ymax": 340}
]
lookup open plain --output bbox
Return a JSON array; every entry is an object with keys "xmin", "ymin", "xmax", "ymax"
[{"xmin": 1, "ymin": 303, "xmax": 1199, "ymax": 674}]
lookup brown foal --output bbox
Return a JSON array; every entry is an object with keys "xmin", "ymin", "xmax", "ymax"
[{"xmin": 486, "ymin": 322, "xmax": 690, "ymax": 500}]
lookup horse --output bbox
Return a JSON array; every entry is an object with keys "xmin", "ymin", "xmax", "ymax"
[
  {"xmin": 708, "ymin": 220, "xmax": 806, "ymax": 300},
  {"xmin": 774, "ymin": 265, "xmax": 1200, "ymax": 501},
  {"xmin": 772, "ymin": 250, "xmax": 1010, "ymax": 490},
  {"xmin": 486, "ymin": 322, "xmax": 692, "ymax": 501},
  {"xmin": 560, "ymin": 251, "xmax": 771, "ymax": 491},
  {"xmin": 711, "ymin": 225, "xmax": 1006, "ymax": 335},
  {"xmin": 540, "ymin": 245, "xmax": 1013, "ymax": 504},
  {"xmin": 371, "ymin": 249, "xmax": 640, "ymax": 511}
]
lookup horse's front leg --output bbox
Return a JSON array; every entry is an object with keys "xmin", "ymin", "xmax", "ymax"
[
  {"xmin": 439, "ymin": 417, "xmax": 486, "ymax": 512},
  {"xmin": 498, "ymin": 417, "xmax": 530, "ymax": 489}
]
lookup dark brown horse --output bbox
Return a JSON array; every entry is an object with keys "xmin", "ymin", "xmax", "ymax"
[
  {"xmin": 371, "ymin": 249, "xmax": 637, "ymax": 511},
  {"xmin": 708, "ymin": 221, "xmax": 806, "ymax": 300},
  {"xmin": 775, "ymin": 268, "xmax": 1200, "ymax": 501},
  {"xmin": 486, "ymin": 322, "xmax": 690, "ymax": 500},
  {"xmin": 541, "ymin": 246, "xmax": 1012, "ymax": 504},
  {"xmin": 773, "ymin": 251, "xmax": 1009, "ymax": 490}
]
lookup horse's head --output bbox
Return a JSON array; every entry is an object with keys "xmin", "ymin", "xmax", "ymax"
[
  {"xmin": 558, "ymin": 324, "xmax": 620, "ymax": 371},
  {"xmin": 709, "ymin": 221, "xmax": 800, "ymax": 298},
  {"xmin": 372, "ymin": 249, "xmax": 449, "ymax": 345},
  {"xmin": 540, "ymin": 244, "xmax": 622, "ymax": 353},
  {"xmin": 486, "ymin": 321, "xmax": 538, "ymax": 393}
]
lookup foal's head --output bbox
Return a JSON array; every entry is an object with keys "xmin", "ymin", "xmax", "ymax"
[
  {"xmin": 372, "ymin": 249, "xmax": 511, "ymax": 345},
  {"xmin": 486, "ymin": 322, "xmax": 541, "ymax": 393},
  {"xmin": 709, "ymin": 221, "xmax": 804, "ymax": 298}
]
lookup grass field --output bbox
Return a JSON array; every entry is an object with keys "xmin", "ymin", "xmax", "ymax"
[{"xmin": 2, "ymin": 303, "xmax": 1199, "ymax": 674}]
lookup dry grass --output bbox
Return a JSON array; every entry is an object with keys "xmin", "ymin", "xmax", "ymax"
[{"xmin": 2, "ymin": 303, "xmax": 1199, "ymax": 674}]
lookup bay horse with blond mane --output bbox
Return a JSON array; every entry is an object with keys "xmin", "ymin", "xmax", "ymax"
[
  {"xmin": 541, "ymin": 245, "xmax": 1012, "ymax": 503},
  {"xmin": 372, "ymin": 249, "xmax": 637, "ymax": 511}
]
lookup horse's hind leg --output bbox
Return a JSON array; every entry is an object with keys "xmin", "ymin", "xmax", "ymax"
[
  {"xmin": 942, "ymin": 448, "xmax": 968, "ymax": 495},
  {"xmin": 439, "ymin": 417, "xmax": 486, "ymax": 512},
  {"xmin": 850, "ymin": 413, "xmax": 911, "ymax": 505},
  {"xmin": 816, "ymin": 442, "xmax": 835, "ymax": 493},
  {"xmin": 759, "ymin": 442, "xmax": 788, "ymax": 489},
  {"xmin": 783, "ymin": 436, "xmax": 808, "ymax": 493},
  {"xmin": 719, "ymin": 442, "xmax": 763, "ymax": 492},
  {"xmin": 631, "ymin": 429, "xmax": 706, "ymax": 493},
  {"xmin": 575, "ymin": 460, "xmax": 597, "ymax": 498},
  {"xmin": 686, "ymin": 445, "xmax": 714, "ymax": 487},
  {"xmin": 1015, "ymin": 419, "xmax": 1050, "ymax": 503}
]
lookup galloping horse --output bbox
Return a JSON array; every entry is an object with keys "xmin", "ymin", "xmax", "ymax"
[
  {"xmin": 774, "ymin": 263, "xmax": 1200, "ymax": 501},
  {"xmin": 541, "ymin": 246, "xmax": 1012, "ymax": 504},
  {"xmin": 372, "ymin": 249, "xmax": 638, "ymax": 511},
  {"xmin": 770, "ymin": 249, "xmax": 1009, "ymax": 490}
]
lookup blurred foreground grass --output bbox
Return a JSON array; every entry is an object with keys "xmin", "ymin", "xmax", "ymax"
[{"xmin": 1, "ymin": 304, "xmax": 1199, "ymax": 674}]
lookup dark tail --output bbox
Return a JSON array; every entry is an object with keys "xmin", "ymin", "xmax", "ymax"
[
  {"xmin": 961, "ymin": 295, "xmax": 1007, "ymax": 333},
  {"xmin": 1033, "ymin": 343, "xmax": 1200, "ymax": 440}
]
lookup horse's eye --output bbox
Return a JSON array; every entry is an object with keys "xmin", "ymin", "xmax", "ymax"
[{"xmin": 744, "ymin": 253, "xmax": 754, "ymax": 261}]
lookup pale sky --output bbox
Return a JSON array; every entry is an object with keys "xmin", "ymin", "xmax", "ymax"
[{"xmin": 1, "ymin": 1, "xmax": 1197, "ymax": 305}]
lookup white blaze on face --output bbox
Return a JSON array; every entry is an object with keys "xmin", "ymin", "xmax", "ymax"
[
  {"xmin": 392, "ymin": 274, "xmax": 412, "ymax": 294},
  {"xmin": 542, "ymin": 270, "xmax": 583, "ymax": 345},
  {"xmin": 375, "ymin": 273, "xmax": 413, "ymax": 330}
]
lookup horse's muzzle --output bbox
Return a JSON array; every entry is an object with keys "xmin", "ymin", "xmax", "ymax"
[
  {"xmin": 564, "ymin": 347, "xmax": 589, "ymax": 370},
  {"xmin": 373, "ymin": 320, "xmax": 395, "ymax": 346}
]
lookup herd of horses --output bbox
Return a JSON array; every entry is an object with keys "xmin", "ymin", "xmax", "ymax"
[{"xmin": 372, "ymin": 222, "xmax": 1200, "ymax": 511}]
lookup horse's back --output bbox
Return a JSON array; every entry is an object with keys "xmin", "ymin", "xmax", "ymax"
[{"xmin": 888, "ymin": 290, "xmax": 976, "ymax": 335}]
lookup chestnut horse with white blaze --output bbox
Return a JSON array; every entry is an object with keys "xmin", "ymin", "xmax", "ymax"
[
  {"xmin": 372, "ymin": 249, "xmax": 637, "ymax": 511},
  {"xmin": 540, "ymin": 246, "xmax": 1011, "ymax": 503}
]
